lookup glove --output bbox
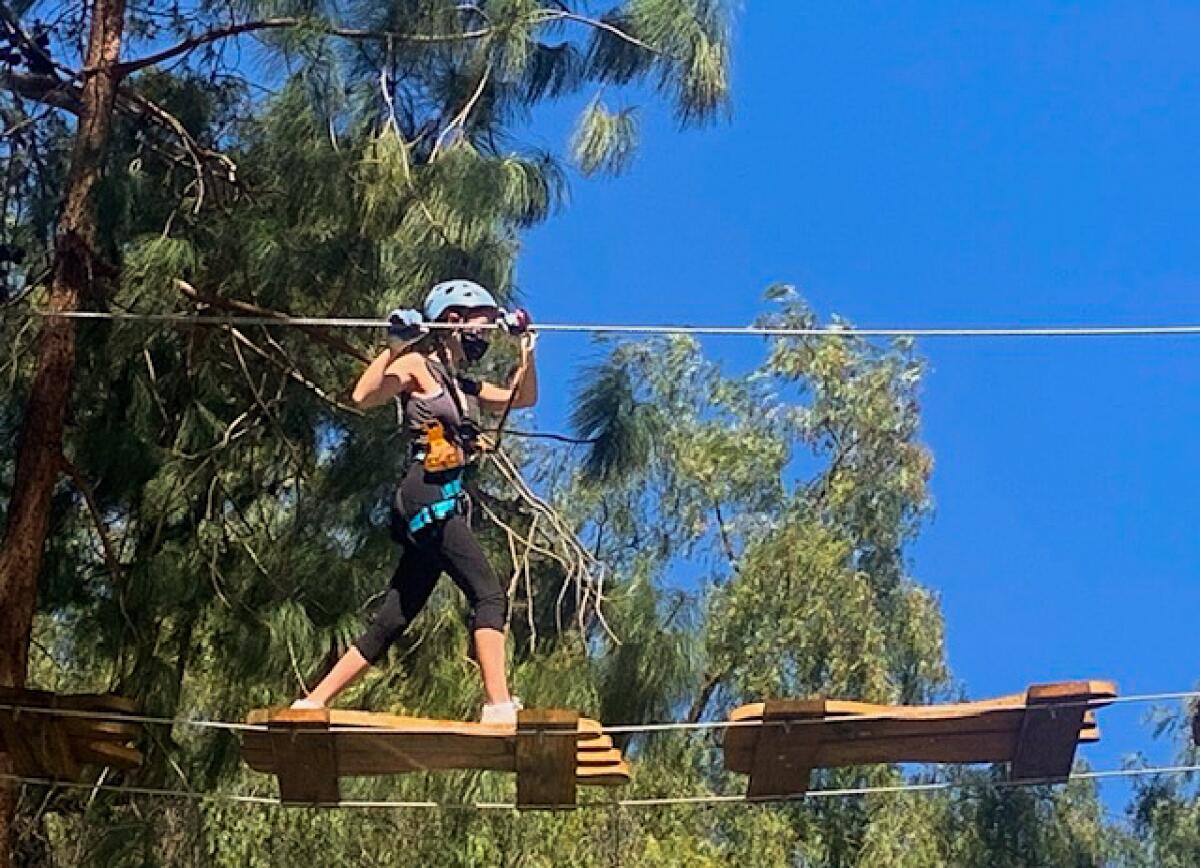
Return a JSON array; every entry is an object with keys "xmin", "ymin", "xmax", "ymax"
[
  {"xmin": 498, "ymin": 307, "xmax": 532, "ymax": 335},
  {"xmin": 387, "ymin": 308, "xmax": 425, "ymax": 342}
]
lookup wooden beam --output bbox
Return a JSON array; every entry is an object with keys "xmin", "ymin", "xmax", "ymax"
[
  {"xmin": 1011, "ymin": 682, "xmax": 1092, "ymax": 782},
  {"xmin": 745, "ymin": 699, "xmax": 827, "ymax": 798},
  {"xmin": 266, "ymin": 709, "xmax": 340, "ymax": 805},
  {"xmin": 31, "ymin": 718, "xmax": 80, "ymax": 782},
  {"xmin": 516, "ymin": 709, "xmax": 579, "ymax": 810},
  {"xmin": 0, "ymin": 710, "xmax": 39, "ymax": 778}
]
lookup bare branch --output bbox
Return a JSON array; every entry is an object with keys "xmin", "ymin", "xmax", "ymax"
[
  {"xmin": 686, "ymin": 670, "xmax": 723, "ymax": 723},
  {"xmin": 534, "ymin": 9, "xmax": 664, "ymax": 58},
  {"xmin": 60, "ymin": 455, "xmax": 123, "ymax": 584},
  {"xmin": 0, "ymin": 71, "xmax": 239, "ymax": 200},
  {"xmin": 176, "ymin": 279, "xmax": 370, "ymax": 363},
  {"xmin": 432, "ymin": 60, "xmax": 493, "ymax": 158},
  {"xmin": 0, "ymin": 70, "xmax": 80, "ymax": 113},
  {"xmin": 226, "ymin": 326, "xmax": 363, "ymax": 417},
  {"xmin": 115, "ymin": 17, "xmax": 493, "ymax": 77},
  {"xmin": 60, "ymin": 454, "xmax": 141, "ymax": 641},
  {"xmin": 711, "ymin": 497, "xmax": 739, "ymax": 571}
]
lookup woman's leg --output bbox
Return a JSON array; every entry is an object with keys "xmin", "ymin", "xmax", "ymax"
[
  {"xmin": 295, "ymin": 547, "xmax": 441, "ymax": 708},
  {"xmin": 298, "ymin": 645, "xmax": 371, "ymax": 708},
  {"xmin": 435, "ymin": 517, "xmax": 511, "ymax": 706}
]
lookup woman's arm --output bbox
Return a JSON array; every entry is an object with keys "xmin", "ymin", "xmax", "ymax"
[
  {"xmin": 476, "ymin": 337, "xmax": 538, "ymax": 411},
  {"xmin": 352, "ymin": 349, "xmax": 412, "ymax": 409}
]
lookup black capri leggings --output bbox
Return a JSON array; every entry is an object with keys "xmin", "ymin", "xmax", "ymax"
[{"xmin": 354, "ymin": 465, "xmax": 507, "ymax": 665}]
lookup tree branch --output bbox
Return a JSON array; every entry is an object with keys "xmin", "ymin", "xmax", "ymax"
[
  {"xmin": 226, "ymin": 326, "xmax": 363, "ymax": 417},
  {"xmin": 433, "ymin": 60, "xmax": 493, "ymax": 157},
  {"xmin": 711, "ymin": 497, "xmax": 738, "ymax": 571},
  {"xmin": 60, "ymin": 456, "xmax": 123, "ymax": 583},
  {"xmin": 59, "ymin": 454, "xmax": 141, "ymax": 641},
  {"xmin": 687, "ymin": 668, "xmax": 726, "ymax": 723},
  {"xmin": 535, "ymin": 10, "xmax": 664, "ymax": 57},
  {"xmin": 176, "ymin": 279, "xmax": 369, "ymax": 363},
  {"xmin": 0, "ymin": 70, "xmax": 79, "ymax": 114},
  {"xmin": 0, "ymin": 71, "xmax": 238, "ymax": 199},
  {"xmin": 115, "ymin": 17, "xmax": 493, "ymax": 77}
]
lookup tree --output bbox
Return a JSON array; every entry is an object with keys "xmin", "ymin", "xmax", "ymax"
[{"xmin": 1, "ymin": 1, "xmax": 731, "ymax": 862}]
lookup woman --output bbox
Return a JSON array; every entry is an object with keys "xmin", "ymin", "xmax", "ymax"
[{"xmin": 292, "ymin": 279, "xmax": 536, "ymax": 725}]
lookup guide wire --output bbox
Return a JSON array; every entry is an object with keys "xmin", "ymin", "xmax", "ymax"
[
  {"xmin": 0, "ymin": 688, "xmax": 1195, "ymax": 738},
  {"xmin": 20, "ymin": 307, "xmax": 1200, "ymax": 338}
]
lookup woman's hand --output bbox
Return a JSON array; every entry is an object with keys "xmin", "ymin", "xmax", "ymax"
[
  {"xmin": 499, "ymin": 307, "xmax": 532, "ymax": 335},
  {"xmin": 387, "ymin": 308, "xmax": 425, "ymax": 353}
]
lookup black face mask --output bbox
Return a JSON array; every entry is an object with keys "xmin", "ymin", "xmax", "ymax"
[{"xmin": 461, "ymin": 332, "xmax": 490, "ymax": 362}]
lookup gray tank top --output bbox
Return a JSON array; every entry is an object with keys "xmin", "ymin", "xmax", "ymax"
[{"xmin": 400, "ymin": 356, "xmax": 479, "ymax": 448}]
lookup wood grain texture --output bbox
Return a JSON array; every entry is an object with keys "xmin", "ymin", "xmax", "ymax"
[
  {"xmin": 516, "ymin": 709, "xmax": 579, "ymax": 810},
  {"xmin": 725, "ymin": 680, "xmax": 1116, "ymax": 793},
  {"xmin": 241, "ymin": 707, "xmax": 632, "ymax": 801},
  {"xmin": 747, "ymin": 700, "xmax": 826, "ymax": 798},
  {"xmin": 0, "ymin": 688, "xmax": 141, "ymax": 780},
  {"xmin": 268, "ymin": 709, "xmax": 340, "ymax": 804},
  {"xmin": 1011, "ymin": 682, "xmax": 1094, "ymax": 782}
]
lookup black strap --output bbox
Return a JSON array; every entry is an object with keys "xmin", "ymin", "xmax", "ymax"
[{"xmin": 427, "ymin": 356, "xmax": 466, "ymax": 419}]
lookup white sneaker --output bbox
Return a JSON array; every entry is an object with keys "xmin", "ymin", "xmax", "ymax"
[
  {"xmin": 480, "ymin": 697, "xmax": 523, "ymax": 725},
  {"xmin": 289, "ymin": 697, "xmax": 325, "ymax": 710}
]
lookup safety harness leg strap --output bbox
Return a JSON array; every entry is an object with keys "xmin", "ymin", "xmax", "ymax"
[{"xmin": 408, "ymin": 477, "xmax": 465, "ymax": 534}]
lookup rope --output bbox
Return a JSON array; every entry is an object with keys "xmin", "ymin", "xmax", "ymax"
[
  {"xmin": 1, "ymin": 688, "xmax": 1195, "ymax": 738},
  {"xmin": 20, "ymin": 308, "xmax": 1200, "ymax": 338},
  {"xmin": 3, "ymin": 762, "xmax": 1199, "ymax": 812}
]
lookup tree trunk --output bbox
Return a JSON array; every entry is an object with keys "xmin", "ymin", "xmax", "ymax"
[{"xmin": 0, "ymin": 1, "xmax": 127, "ymax": 863}]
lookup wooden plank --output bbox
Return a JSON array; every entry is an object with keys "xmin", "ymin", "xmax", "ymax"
[
  {"xmin": 242, "ymin": 739, "xmax": 620, "ymax": 776},
  {"xmin": 577, "ymin": 762, "xmax": 632, "ymax": 787},
  {"xmin": 267, "ymin": 708, "xmax": 340, "ymax": 804},
  {"xmin": 729, "ymin": 682, "xmax": 1115, "ymax": 725},
  {"xmin": 731, "ymin": 694, "xmax": 1026, "ymax": 723},
  {"xmin": 63, "ymin": 718, "xmax": 142, "ymax": 741},
  {"xmin": 0, "ymin": 687, "xmax": 139, "ymax": 715},
  {"xmin": 576, "ymin": 749, "xmax": 624, "ymax": 767},
  {"xmin": 0, "ymin": 688, "xmax": 142, "ymax": 781},
  {"xmin": 729, "ymin": 730, "xmax": 1019, "ymax": 773},
  {"xmin": 745, "ymin": 699, "xmax": 826, "ymax": 798},
  {"xmin": 71, "ymin": 741, "xmax": 143, "ymax": 770},
  {"xmin": 516, "ymin": 709, "xmax": 579, "ymax": 811},
  {"xmin": 1011, "ymin": 683, "xmax": 1093, "ymax": 782},
  {"xmin": 726, "ymin": 705, "xmax": 1027, "ymax": 766},
  {"xmin": 248, "ymin": 707, "xmax": 604, "ymax": 735}
]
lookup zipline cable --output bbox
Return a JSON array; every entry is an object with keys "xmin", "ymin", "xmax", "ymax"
[
  {"xmin": 18, "ymin": 308, "xmax": 1200, "ymax": 338},
  {"xmin": 4, "ymin": 762, "xmax": 1199, "ymax": 812},
  {"xmin": 1, "ymin": 688, "xmax": 1196, "ymax": 738}
]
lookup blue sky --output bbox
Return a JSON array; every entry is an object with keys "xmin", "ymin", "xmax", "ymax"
[{"xmin": 514, "ymin": 2, "xmax": 1200, "ymax": 800}]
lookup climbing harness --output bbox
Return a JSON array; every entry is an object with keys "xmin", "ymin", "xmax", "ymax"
[{"xmin": 406, "ymin": 474, "xmax": 468, "ymax": 535}]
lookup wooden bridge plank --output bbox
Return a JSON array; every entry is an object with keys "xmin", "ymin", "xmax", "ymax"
[
  {"xmin": 243, "ymin": 707, "xmax": 629, "ymax": 797},
  {"xmin": 0, "ymin": 688, "xmax": 142, "ymax": 781},
  {"xmin": 725, "ymin": 680, "xmax": 1116, "ymax": 791}
]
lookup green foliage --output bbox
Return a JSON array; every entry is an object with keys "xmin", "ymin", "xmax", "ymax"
[{"xmin": 572, "ymin": 100, "xmax": 640, "ymax": 176}]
